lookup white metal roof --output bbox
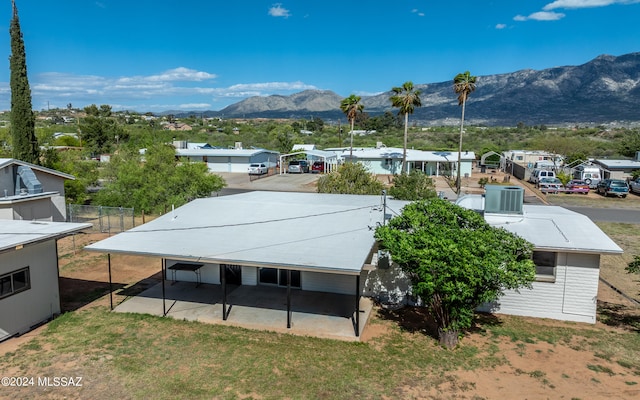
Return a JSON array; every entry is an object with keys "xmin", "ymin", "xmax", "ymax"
[
  {"xmin": 86, "ymin": 192, "xmax": 409, "ymax": 275},
  {"xmin": 176, "ymin": 148, "xmax": 279, "ymax": 157},
  {"xmin": 595, "ymin": 159, "xmax": 640, "ymax": 169},
  {"xmin": 332, "ymin": 147, "xmax": 476, "ymax": 162},
  {"xmin": 485, "ymin": 205, "xmax": 623, "ymax": 254},
  {"xmin": 0, "ymin": 220, "xmax": 91, "ymax": 252}
]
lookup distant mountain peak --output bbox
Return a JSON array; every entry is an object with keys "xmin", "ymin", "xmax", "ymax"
[{"xmin": 197, "ymin": 52, "xmax": 640, "ymax": 125}]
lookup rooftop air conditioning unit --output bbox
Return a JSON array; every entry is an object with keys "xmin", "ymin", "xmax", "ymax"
[{"xmin": 484, "ymin": 185, "xmax": 524, "ymax": 214}]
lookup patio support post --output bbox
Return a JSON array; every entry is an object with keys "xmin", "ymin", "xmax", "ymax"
[
  {"xmin": 162, "ymin": 258, "xmax": 166, "ymax": 316},
  {"xmin": 108, "ymin": 254, "xmax": 113, "ymax": 311},
  {"xmin": 287, "ymin": 269, "xmax": 292, "ymax": 329},
  {"xmin": 222, "ymin": 265, "xmax": 227, "ymax": 320},
  {"xmin": 355, "ymin": 275, "xmax": 361, "ymax": 337}
]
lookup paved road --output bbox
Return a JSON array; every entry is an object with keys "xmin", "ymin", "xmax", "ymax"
[{"xmin": 564, "ymin": 206, "xmax": 640, "ymax": 223}]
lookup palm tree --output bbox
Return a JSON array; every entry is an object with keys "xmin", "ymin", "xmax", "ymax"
[
  {"xmin": 390, "ymin": 81, "xmax": 421, "ymax": 174},
  {"xmin": 340, "ymin": 94, "xmax": 364, "ymax": 160},
  {"xmin": 453, "ymin": 71, "xmax": 477, "ymax": 194}
]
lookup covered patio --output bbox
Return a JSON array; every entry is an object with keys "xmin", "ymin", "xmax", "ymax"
[{"xmin": 113, "ymin": 280, "xmax": 373, "ymax": 341}]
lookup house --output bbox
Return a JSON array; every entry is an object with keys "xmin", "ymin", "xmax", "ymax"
[
  {"xmin": 325, "ymin": 147, "xmax": 476, "ymax": 177},
  {"xmin": 0, "ymin": 158, "xmax": 75, "ymax": 222},
  {"xmin": 174, "ymin": 147, "xmax": 280, "ymax": 173},
  {"xmin": 593, "ymin": 153, "xmax": 640, "ymax": 180},
  {"xmin": 85, "ymin": 191, "xmax": 410, "ymax": 338},
  {"xmin": 0, "ymin": 219, "xmax": 91, "ymax": 341},
  {"xmin": 454, "ymin": 185, "xmax": 623, "ymax": 323}
]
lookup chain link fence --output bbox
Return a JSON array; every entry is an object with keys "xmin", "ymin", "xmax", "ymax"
[{"xmin": 67, "ymin": 204, "xmax": 135, "ymax": 234}]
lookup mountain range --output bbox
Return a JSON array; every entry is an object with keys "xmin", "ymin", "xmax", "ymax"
[{"xmin": 194, "ymin": 52, "xmax": 640, "ymax": 126}]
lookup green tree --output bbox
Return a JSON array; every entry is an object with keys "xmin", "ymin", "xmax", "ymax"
[
  {"xmin": 388, "ymin": 171, "xmax": 437, "ymax": 201},
  {"xmin": 95, "ymin": 144, "xmax": 226, "ymax": 214},
  {"xmin": 453, "ymin": 71, "xmax": 477, "ymax": 194},
  {"xmin": 317, "ymin": 162, "xmax": 384, "ymax": 195},
  {"xmin": 80, "ymin": 104, "xmax": 126, "ymax": 156},
  {"xmin": 375, "ymin": 200, "xmax": 535, "ymax": 348},
  {"xmin": 9, "ymin": 0, "xmax": 38, "ymax": 164},
  {"xmin": 618, "ymin": 129, "xmax": 640, "ymax": 158},
  {"xmin": 390, "ymin": 81, "xmax": 422, "ymax": 174},
  {"xmin": 340, "ymin": 94, "xmax": 364, "ymax": 159}
]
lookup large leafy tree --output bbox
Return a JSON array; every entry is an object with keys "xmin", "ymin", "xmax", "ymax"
[
  {"xmin": 339, "ymin": 94, "xmax": 364, "ymax": 159},
  {"xmin": 317, "ymin": 162, "xmax": 384, "ymax": 195},
  {"xmin": 453, "ymin": 71, "xmax": 477, "ymax": 194},
  {"xmin": 389, "ymin": 170, "xmax": 437, "ymax": 201},
  {"xmin": 95, "ymin": 143, "xmax": 226, "ymax": 214},
  {"xmin": 375, "ymin": 199, "xmax": 535, "ymax": 348},
  {"xmin": 9, "ymin": 0, "xmax": 38, "ymax": 164},
  {"xmin": 390, "ymin": 82, "xmax": 421, "ymax": 174}
]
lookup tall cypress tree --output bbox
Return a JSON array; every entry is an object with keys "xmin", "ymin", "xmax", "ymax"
[{"xmin": 9, "ymin": 0, "xmax": 39, "ymax": 164}]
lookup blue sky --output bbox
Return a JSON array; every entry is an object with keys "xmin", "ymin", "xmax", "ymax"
[{"xmin": 0, "ymin": 0, "xmax": 639, "ymax": 113}]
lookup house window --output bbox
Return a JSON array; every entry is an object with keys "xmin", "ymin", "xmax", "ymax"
[
  {"xmin": 259, "ymin": 268, "xmax": 301, "ymax": 288},
  {"xmin": 0, "ymin": 267, "xmax": 31, "ymax": 299},
  {"xmin": 533, "ymin": 251, "xmax": 556, "ymax": 282}
]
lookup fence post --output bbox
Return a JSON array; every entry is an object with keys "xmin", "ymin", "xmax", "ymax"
[
  {"xmin": 99, "ymin": 206, "xmax": 103, "ymax": 233},
  {"xmin": 119, "ymin": 206, "xmax": 124, "ymax": 232}
]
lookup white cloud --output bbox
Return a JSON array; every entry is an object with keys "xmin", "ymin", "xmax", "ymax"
[
  {"xmin": 513, "ymin": 11, "xmax": 566, "ymax": 21},
  {"xmin": 543, "ymin": 0, "xmax": 640, "ymax": 10},
  {"xmin": 411, "ymin": 9, "xmax": 425, "ymax": 16},
  {"xmin": 495, "ymin": 23, "xmax": 507, "ymax": 29},
  {"xmin": 4, "ymin": 69, "xmax": 318, "ymax": 112},
  {"xmin": 268, "ymin": 3, "xmax": 291, "ymax": 18}
]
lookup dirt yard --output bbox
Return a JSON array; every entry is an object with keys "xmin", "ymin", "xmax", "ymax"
[{"xmin": 1, "ymin": 229, "xmax": 639, "ymax": 399}]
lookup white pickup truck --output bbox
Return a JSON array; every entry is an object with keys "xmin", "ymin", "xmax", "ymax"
[{"xmin": 629, "ymin": 178, "xmax": 640, "ymax": 194}]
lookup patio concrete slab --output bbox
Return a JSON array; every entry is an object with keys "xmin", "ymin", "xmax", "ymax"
[{"xmin": 113, "ymin": 282, "xmax": 373, "ymax": 341}]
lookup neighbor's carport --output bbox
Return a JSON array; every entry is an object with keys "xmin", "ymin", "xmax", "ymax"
[
  {"xmin": 279, "ymin": 150, "xmax": 339, "ymax": 174},
  {"xmin": 85, "ymin": 191, "xmax": 408, "ymax": 339}
]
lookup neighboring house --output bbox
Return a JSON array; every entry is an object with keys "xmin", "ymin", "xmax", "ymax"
[
  {"xmin": 455, "ymin": 185, "xmax": 623, "ymax": 323},
  {"xmin": 0, "ymin": 158, "xmax": 75, "ymax": 222},
  {"xmin": 502, "ymin": 150, "xmax": 562, "ymax": 169},
  {"xmin": 0, "ymin": 219, "xmax": 91, "ymax": 341},
  {"xmin": 164, "ymin": 123, "xmax": 193, "ymax": 131},
  {"xmin": 325, "ymin": 147, "xmax": 476, "ymax": 177},
  {"xmin": 175, "ymin": 147, "xmax": 280, "ymax": 173},
  {"xmin": 593, "ymin": 155, "xmax": 640, "ymax": 180},
  {"xmin": 85, "ymin": 192, "xmax": 410, "ymax": 337}
]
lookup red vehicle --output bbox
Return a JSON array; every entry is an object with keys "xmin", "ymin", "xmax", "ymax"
[
  {"xmin": 564, "ymin": 179, "xmax": 590, "ymax": 194},
  {"xmin": 311, "ymin": 161, "xmax": 325, "ymax": 173}
]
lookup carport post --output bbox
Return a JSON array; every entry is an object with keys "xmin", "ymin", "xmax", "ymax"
[
  {"xmin": 287, "ymin": 269, "xmax": 292, "ymax": 329},
  {"xmin": 355, "ymin": 275, "xmax": 360, "ymax": 337},
  {"xmin": 222, "ymin": 264, "xmax": 227, "ymax": 320},
  {"xmin": 161, "ymin": 258, "xmax": 166, "ymax": 316},
  {"xmin": 108, "ymin": 254, "xmax": 113, "ymax": 311}
]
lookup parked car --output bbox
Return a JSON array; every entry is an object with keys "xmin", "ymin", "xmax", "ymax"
[
  {"xmin": 629, "ymin": 177, "xmax": 640, "ymax": 194},
  {"xmin": 529, "ymin": 169, "xmax": 556, "ymax": 185},
  {"xmin": 564, "ymin": 180, "xmax": 590, "ymax": 194},
  {"xmin": 248, "ymin": 163, "xmax": 268, "ymax": 175},
  {"xmin": 537, "ymin": 177, "xmax": 563, "ymax": 194},
  {"xmin": 596, "ymin": 179, "xmax": 629, "ymax": 198},
  {"xmin": 288, "ymin": 160, "xmax": 309, "ymax": 174},
  {"xmin": 311, "ymin": 161, "xmax": 325, "ymax": 173}
]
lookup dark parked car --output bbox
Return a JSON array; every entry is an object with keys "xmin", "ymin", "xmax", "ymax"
[
  {"xmin": 564, "ymin": 180, "xmax": 590, "ymax": 194},
  {"xmin": 596, "ymin": 179, "xmax": 628, "ymax": 198},
  {"xmin": 311, "ymin": 161, "xmax": 325, "ymax": 173}
]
